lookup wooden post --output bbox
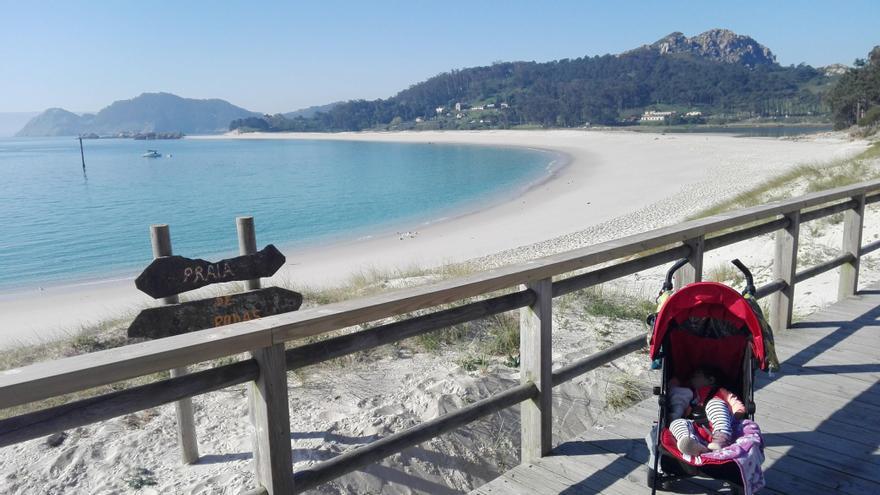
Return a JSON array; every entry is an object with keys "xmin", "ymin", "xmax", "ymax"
[
  {"xmin": 236, "ymin": 216, "xmax": 262, "ymax": 291},
  {"xmin": 238, "ymin": 217, "xmax": 293, "ymax": 494},
  {"xmin": 520, "ymin": 277, "xmax": 552, "ymax": 463},
  {"xmin": 149, "ymin": 224, "xmax": 199, "ymax": 464},
  {"xmin": 839, "ymin": 194, "xmax": 866, "ymax": 299},
  {"xmin": 771, "ymin": 212, "xmax": 800, "ymax": 331},
  {"xmin": 674, "ymin": 236, "xmax": 704, "ymax": 289},
  {"xmin": 249, "ymin": 344, "xmax": 293, "ymax": 495}
]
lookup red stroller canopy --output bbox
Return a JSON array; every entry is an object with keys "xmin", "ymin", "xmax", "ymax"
[{"xmin": 649, "ymin": 282, "xmax": 766, "ymax": 369}]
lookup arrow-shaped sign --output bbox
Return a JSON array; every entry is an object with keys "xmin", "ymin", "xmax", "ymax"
[
  {"xmin": 135, "ymin": 244, "xmax": 286, "ymax": 299},
  {"xmin": 127, "ymin": 287, "xmax": 303, "ymax": 340}
]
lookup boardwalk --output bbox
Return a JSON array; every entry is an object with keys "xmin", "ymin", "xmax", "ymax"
[{"xmin": 471, "ymin": 287, "xmax": 880, "ymax": 494}]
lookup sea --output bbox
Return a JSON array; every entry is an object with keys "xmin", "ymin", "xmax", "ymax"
[{"xmin": 0, "ymin": 137, "xmax": 556, "ymax": 292}]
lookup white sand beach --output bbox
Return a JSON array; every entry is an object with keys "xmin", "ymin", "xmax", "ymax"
[
  {"xmin": 0, "ymin": 129, "xmax": 866, "ymax": 348},
  {"xmin": 2, "ymin": 129, "xmax": 879, "ymax": 495}
]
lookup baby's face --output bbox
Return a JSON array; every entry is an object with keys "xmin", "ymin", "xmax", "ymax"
[{"xmin": 691, "ymin": 370, "xmax": 714, "ymax": 388}]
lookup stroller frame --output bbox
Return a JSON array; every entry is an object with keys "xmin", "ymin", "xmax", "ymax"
[{"xmin": 648, "ymin": 259, "xmax": 762, "ymax": 494}]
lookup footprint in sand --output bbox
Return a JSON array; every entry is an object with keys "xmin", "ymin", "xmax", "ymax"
[{"xmin": 373, "ymin": 404, "xmax": 406, "ymax": 416}]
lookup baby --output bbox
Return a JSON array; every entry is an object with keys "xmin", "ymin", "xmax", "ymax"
[{"xmin": 667, "ymin": 365, "xmax": 746, "ymax": 456}]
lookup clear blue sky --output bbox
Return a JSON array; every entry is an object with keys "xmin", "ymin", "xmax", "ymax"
[{"xmin": 1, "ymin": 1, "xmax": 877, "ymax": 113}]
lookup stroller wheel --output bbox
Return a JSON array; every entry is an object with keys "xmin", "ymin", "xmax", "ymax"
[{"xmin": 646, "ymin": 468, "xmax": 671, "ymax": 491}]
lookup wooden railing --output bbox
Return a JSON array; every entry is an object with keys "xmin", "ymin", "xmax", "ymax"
[{"xmin": 2, "ymin": 179, "xmax": 879, "ymax": 494}]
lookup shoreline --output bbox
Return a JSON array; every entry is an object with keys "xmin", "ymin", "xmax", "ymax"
[
  {"xmin": 0, "ymin": 145, "xmax": 569, "ymax": 297},
  {"xmin": 0, "ymin": 129, "xmax": 866, "ymax": 348}
]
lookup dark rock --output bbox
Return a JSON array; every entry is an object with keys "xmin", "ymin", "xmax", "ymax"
[
  {"xmin": 870, "ymin": 46, "xmax": 880, "ymax": 66},
  {"xmin": 45, "ymin": 431, "xmax": 68, "ymax": 447}
]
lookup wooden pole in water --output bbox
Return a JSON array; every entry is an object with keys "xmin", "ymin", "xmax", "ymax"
[
  {"xmin": 149, "ymin": 224, "xmax": 200, "ymax": 464},
  {"xmin": 78, "ymin": 136, "xmax": 86, "ymax": 175}
]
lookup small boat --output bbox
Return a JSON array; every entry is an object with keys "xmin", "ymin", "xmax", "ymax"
[{"xmin": 142, "ymin": 150, "xmax": 161, "ymax": 158}]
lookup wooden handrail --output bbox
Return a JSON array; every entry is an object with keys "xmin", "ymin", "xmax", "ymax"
[
  {"xmin": 552, "ymin": 333, "xmax": 648, "ymax": 386},
  {"xmin": 0, "ymin": 254, "xmax": 799, "ymax": 449},
  {"xmin": 704, "ymin": 217, "xmax": 790, "ymax": 251},
  {"xmin": 861, "ymin": 239, "xmax": 880, "ymax": 256},
  {"xmin": 754, "ymin": 279, "xmax": 788, "ymax": 300},
  {"xmin": 0, "ymin": 360, "xmax": 258, "ymax": 447},
  {"xmin": 795, "ymin": 253, "xmax": 855, "ymax": 284},
  {"xmin": 293, "ymin": 382, "xmax": 539, "ymax": 492},
  {"xmin": 285, "ymin": 289, "xmax": 536, "ymax": 370},
  {"xmin": 553, "ymin": 245, "xmax": 690, "ymax": 297}
]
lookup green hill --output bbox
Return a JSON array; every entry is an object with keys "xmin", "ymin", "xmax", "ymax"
[
  {"xmin": 233, "ymin": 29, "xmax": 838, "ymax": 132},
  {"xmin": 14, "ymin": 108, "xmax": 91, "ymax": 137},
  {"xmin": 283, "ymin": 102, "xmax": 342, "ymax": 119}
]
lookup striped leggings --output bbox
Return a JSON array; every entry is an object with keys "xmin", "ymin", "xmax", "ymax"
[{"xmin": 669, "ymin": 398, "xmax": 733, "ymax": 442}]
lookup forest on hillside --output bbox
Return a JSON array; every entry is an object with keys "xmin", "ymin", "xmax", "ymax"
[{"xmin": 232, "ymin": 49, "xmax": 833, "ymax": 132}]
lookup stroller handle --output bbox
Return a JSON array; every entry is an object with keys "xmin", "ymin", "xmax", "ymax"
[
  {"xmin": 731, "ymin": 258, "xmax": 756, "ymax": 296},
  {"xmin": 662, "ymin": 258, "xmax": 690, "ymax": 291}
]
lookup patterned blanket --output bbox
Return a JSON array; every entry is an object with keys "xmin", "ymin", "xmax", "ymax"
[{"xmin": 649, "ymin": 420, "xmax": 765, "ymax": 494}]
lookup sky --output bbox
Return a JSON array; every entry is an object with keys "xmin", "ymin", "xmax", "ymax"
[{"xmin": 1, "ymin": 1, "xmax": 877, "ymax": 114}]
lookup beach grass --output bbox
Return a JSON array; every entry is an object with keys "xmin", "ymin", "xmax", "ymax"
[
  {"xmin": 480, "ymin": 312, "xmax": 520, "ymax": 357},
  {"xmin": 457, "ymin": 354, "xmax": 491, "ymax": 372},
  {"xmin": 605, "ymin": 374, "xmax": 646, "ymax": 411},
  {"xmin": 706, "ymin": 262, "xmax": 746, "ymax": 286},
  {"xmin": 691, "ymin": 140, "xmax": 880, "ymax": 220},
  {"xmin": 578, "ymin": 286, "xmax": 656, "ymax": 321},
  {"xmin": 292, "ymin": 262, "xmax": 475, "ymax": 305}
]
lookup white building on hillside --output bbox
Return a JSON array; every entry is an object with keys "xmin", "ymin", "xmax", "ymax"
[{"xmin": 641, "ymin": 110, "xmax": 675, "ymax": 122}]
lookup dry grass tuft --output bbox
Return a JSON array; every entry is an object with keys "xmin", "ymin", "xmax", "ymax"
[{"xmin": 692, "ymin": 141, "xmax": 880, "ymax": 220}]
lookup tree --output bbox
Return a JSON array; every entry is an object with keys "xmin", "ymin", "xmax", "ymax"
[{"xmin": 829, "ymin": 46, "xmax": 880, "ymax": 129}]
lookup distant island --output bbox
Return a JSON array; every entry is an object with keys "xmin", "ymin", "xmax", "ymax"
[
  {"xmin": 16, "ymin": 92, "xmax": 258, "ymax": 137},
  {"xmin": 79, "ymin": 131, "xmax": 184, "ymax": 140},
  {"xmin": 230, "ymin": 29, "xmax": 854, "ymax": 133}
]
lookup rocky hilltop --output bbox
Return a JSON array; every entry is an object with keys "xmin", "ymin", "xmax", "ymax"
[{"xmin": 646, "ymin": 29, "xmax": 777, "ymax": 67}]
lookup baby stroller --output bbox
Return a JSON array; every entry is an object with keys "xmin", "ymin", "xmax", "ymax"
[{"xmin": 647, "ymin": 259, "xmax": 777, "ymax": 494}]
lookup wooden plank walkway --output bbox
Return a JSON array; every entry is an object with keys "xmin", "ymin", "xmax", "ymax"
[{"xmin": 470, "ymin": 288, "xmax": 880, "ymax": 494}]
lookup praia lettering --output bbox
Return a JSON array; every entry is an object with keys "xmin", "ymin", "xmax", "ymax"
[{"xmin": 182, "ymin": 262, "xmax": 235, "ymax": 284}]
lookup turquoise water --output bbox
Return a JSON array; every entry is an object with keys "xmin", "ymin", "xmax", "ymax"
[{"xmin": 0, "ymin": 137, "xmax": 554, "ymax": 291}]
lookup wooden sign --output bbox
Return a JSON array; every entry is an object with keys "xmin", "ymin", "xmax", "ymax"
[
  {"xmin": 127, "ymin": 287, "xmax": 302, "ymax": 339},
  {"xmin": 135, "ymin": 244, "xmax": 286, "ymax": 299}
]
